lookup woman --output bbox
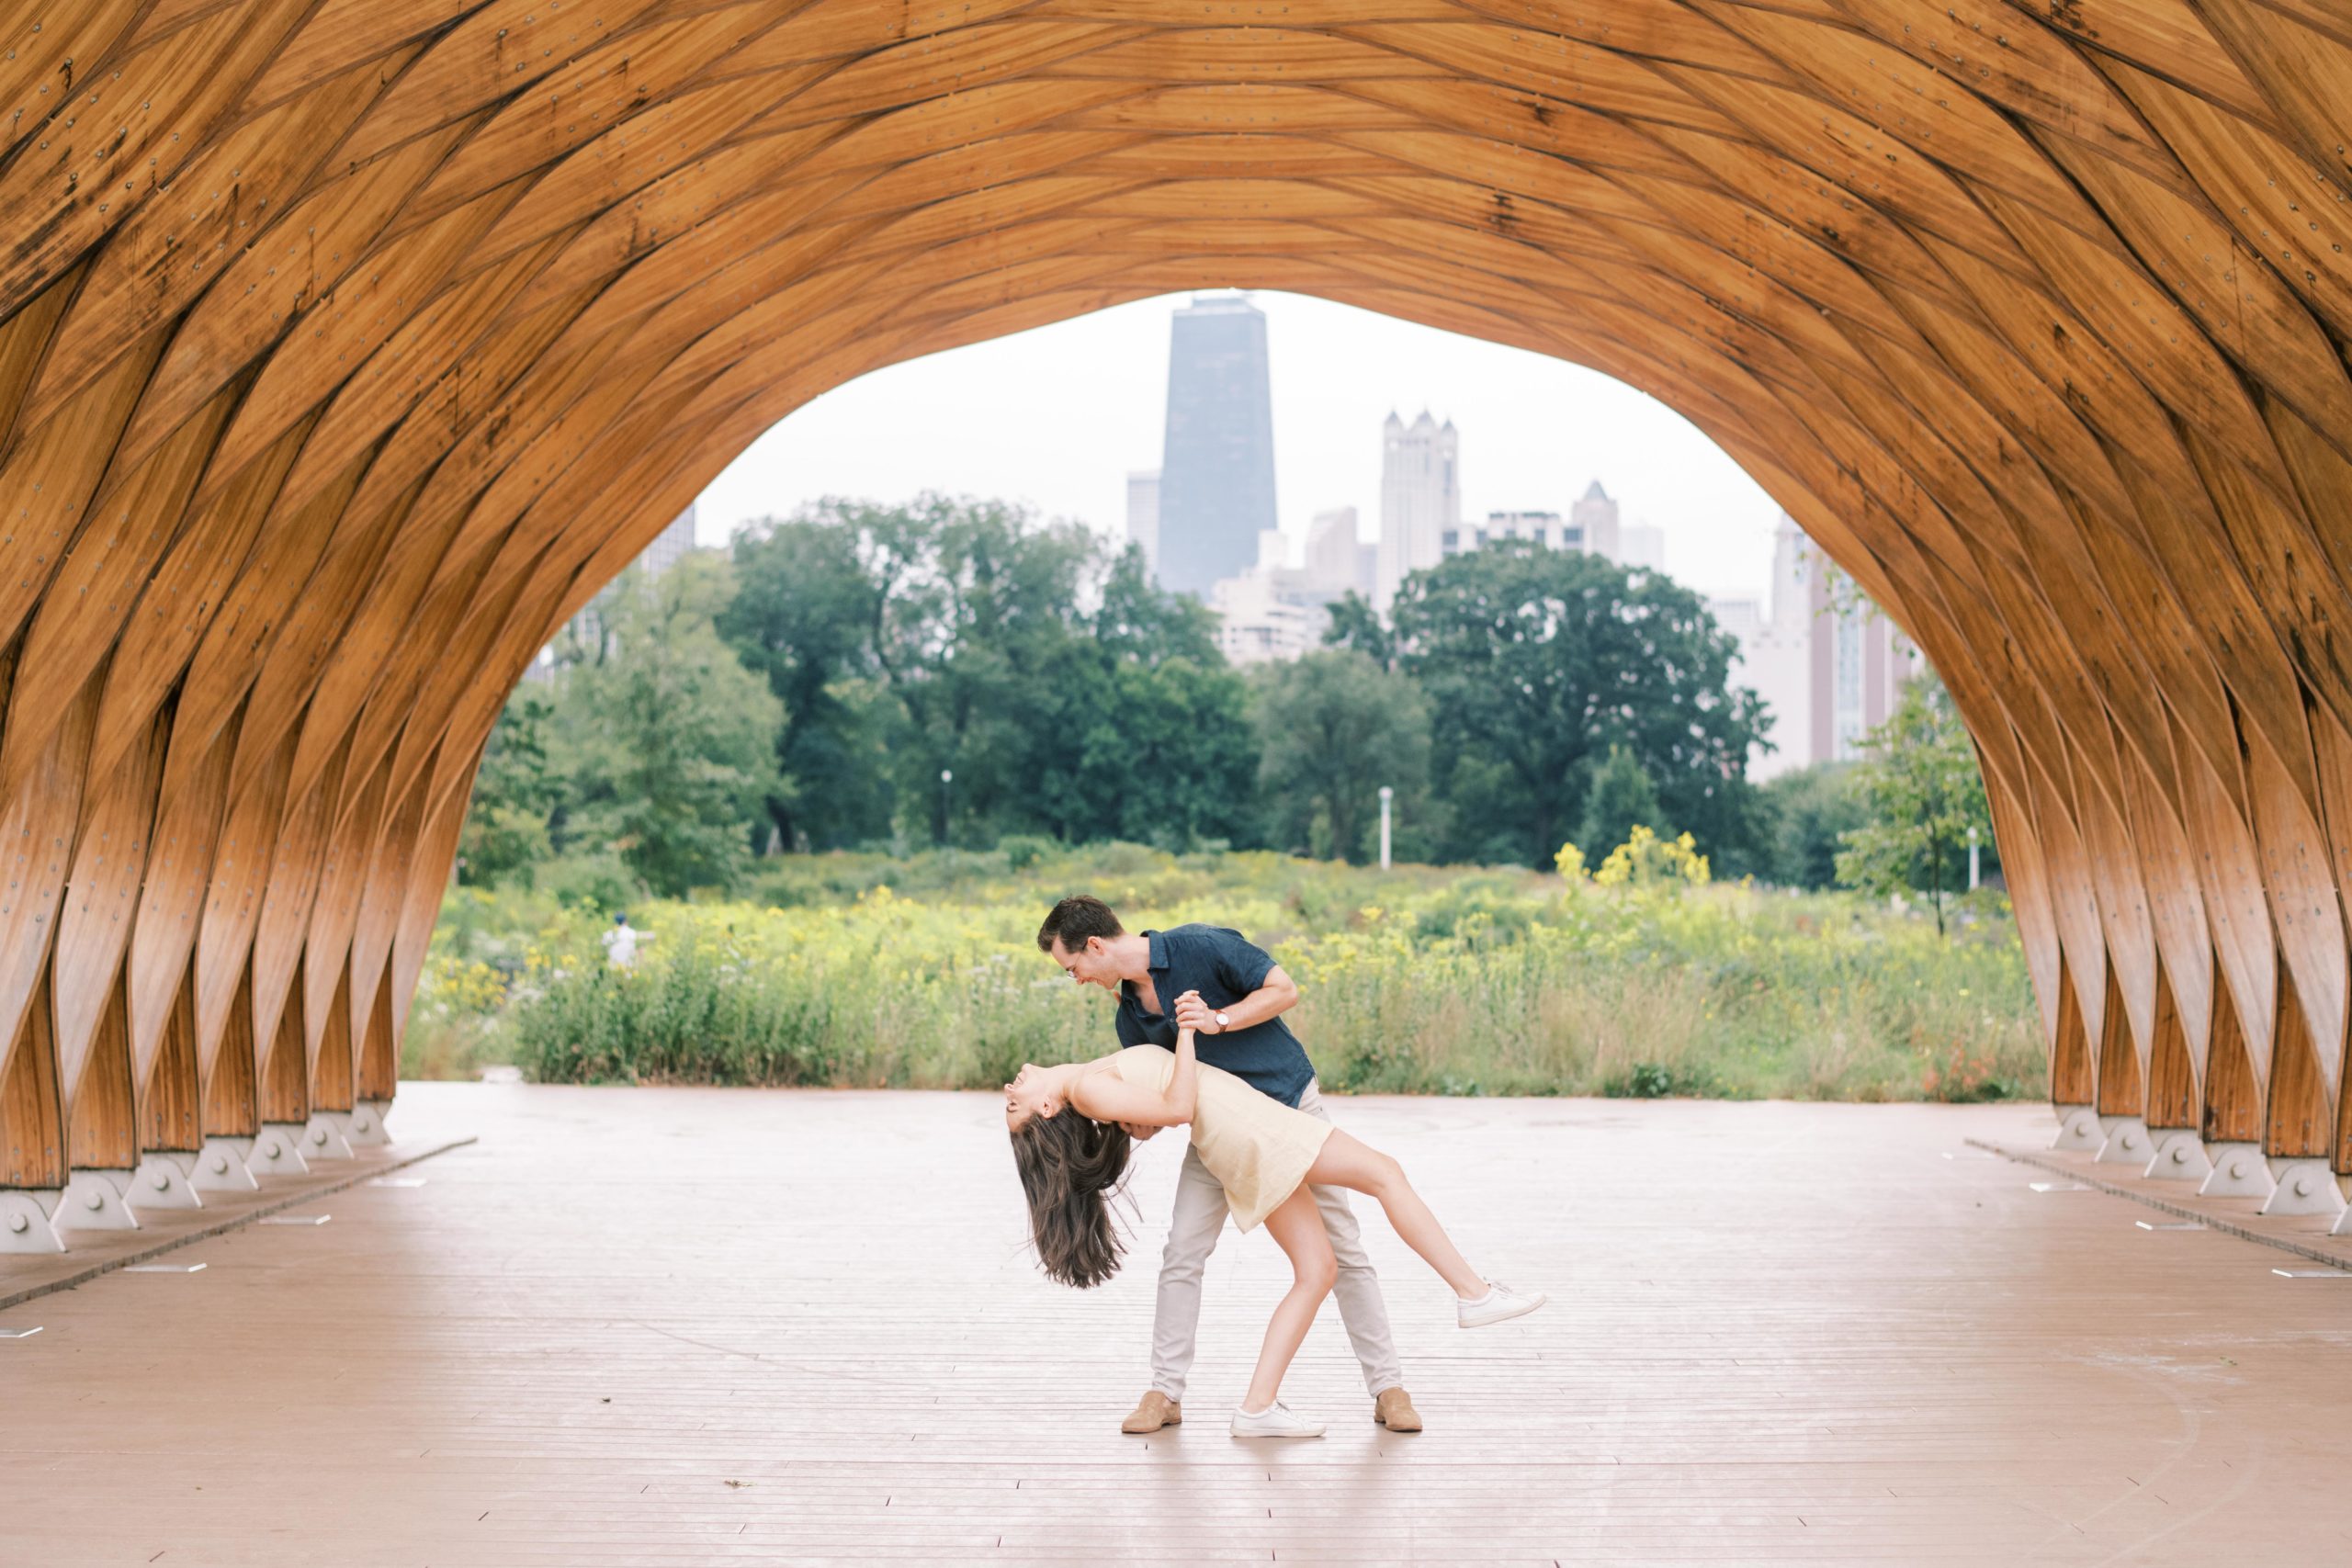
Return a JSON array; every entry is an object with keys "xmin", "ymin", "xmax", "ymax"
[{"xmin": 1005, "ymin": 1013, "xmax": 1543, "ymax": 1438}]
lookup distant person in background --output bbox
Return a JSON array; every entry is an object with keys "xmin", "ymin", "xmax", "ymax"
[{"xmin": 602, "ymin": 913, "xmax": 641, "ymax": 971}]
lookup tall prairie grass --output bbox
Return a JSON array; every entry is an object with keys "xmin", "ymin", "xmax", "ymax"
[{"xmin": 404, "ymin": 844, "xmax": 2044, "ymax": 1101}]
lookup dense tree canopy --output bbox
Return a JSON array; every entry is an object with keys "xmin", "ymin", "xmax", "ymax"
[
  {"xmin": 551, "ymin": 556, "xmax": 784, "ymax": 896},
  {"xmin": 1577, "ymin": 744, "xmax": 1667, "ymax": 860},
  {"xmin": 1256, "ymin": 649, "xmax": 1434, "ymax": 863},
  {"xmin": 718, "ymin": 496, "xmax": 1257, "ymax": 850},
  {"xmin": 1320, "ymin": 591, "xmax": 1396, "ymax": 671},
  {"xmin": 720, "ymin": 515, "xmax": 888, "ymax": 852},
  {"xmin": 1388, "ymin": 542, "xmax": 1766, "ymax": 867},
  {"xmin": 457, "ymin": 494, "xmax": 1938, "ymax": 897},
  {"xmin": 1756, "ymin": 763, "xmax": 1867, "ymax": 890},
  {"xmin": 458, "ymin": 687, "xmax": 560, "ymax": 885}
]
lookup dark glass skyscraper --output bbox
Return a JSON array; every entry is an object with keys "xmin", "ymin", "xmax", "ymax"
[{"xmin": 1156, "ymin": 294, "xmax": 1276, "ymax": 597}]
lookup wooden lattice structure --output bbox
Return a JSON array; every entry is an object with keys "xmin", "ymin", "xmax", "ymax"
[{"xmin": 5, "ymin": 0, "xmax": 2352, "ymax": 1244}]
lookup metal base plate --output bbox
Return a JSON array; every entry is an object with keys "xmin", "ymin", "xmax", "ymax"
[
  {"xmin": 53, "ymin": 1169, "xmax": 141, "ymax": 1233},
  {"xmin": 244, "ymin": 1123, "xmax": 312, "ymax": 1179},
  {"xmin": 130, "ymin": 1153, "xmax": 205, "ymax": 1210},
  {"xmin": 2050, "ymin": 1104, "xmax": 2102, "ymax": 1153},
  {"xmin": 2259, "ymin": 1158, "xmax": 2346, "ymax": 1217},
  {"xmin": 190, "ymin": 1138, "xmax": 261, "ymax": 1193},
  {"xmin": 300, "ymin": 1113, "xmax": 356, "ymax": 1161},
  {"xmin": 2198, "ymin": 1142, "xmax": 2276, "ymax": 1199},
  {"xmin": 0, "ymin": 1190, "xmax": 66, "ymax": 1253},
  {"xmin": 345, "ymin": 1100, "xmax": 392, "ymax": 1148},
  {"xmin": 2143, "ymin": 1130, "xmax": 2212, "ymax": 1182},
  {"xmin": 2093, "ymin": 1117, "xmax": 2155, "ymax": 1165}
]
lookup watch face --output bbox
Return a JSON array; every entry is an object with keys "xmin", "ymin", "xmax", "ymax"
[{"xmin": 1216, "ymin": 1011, "xmax": 1230, "ymax": 1027}]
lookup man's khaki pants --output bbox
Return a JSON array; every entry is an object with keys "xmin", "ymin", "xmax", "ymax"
[{"xmin": 1148, "ymin": 1077, "xmax": 1403, "ymax": 1402}]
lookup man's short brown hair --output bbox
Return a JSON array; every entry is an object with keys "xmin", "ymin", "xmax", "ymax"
[{"xmin": 1038, "ymin": 895, "xmax": 1124, "ymax": 954}]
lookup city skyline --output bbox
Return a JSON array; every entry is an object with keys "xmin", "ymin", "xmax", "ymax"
[{"xmin": 693, "ymin": 291, "xmax": 1784, "ymax": 602}]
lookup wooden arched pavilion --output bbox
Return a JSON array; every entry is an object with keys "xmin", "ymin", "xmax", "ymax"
[{"xmin": 6, "ymin": 0, "xmax": 2352, "ymax": 1246}]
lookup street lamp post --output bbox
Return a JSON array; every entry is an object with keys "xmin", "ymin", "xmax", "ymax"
[
  {"xmin": 1967, "ymin": 823, "xmax": 1980, "ymax": 891},
  {"xmin": 1378, "ymin": 784, "xmax": 1394, "ymax": 871},
  {"xmin": 939, "ymin": 768, "xmax": 953, "ymax": 848}
]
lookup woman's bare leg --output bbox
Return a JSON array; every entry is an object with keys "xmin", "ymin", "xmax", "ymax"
[
  {"xmin": 1241, "ymin": 1187, "xmax": 1337, "ymax": 1412},
  {"xmin": 1304, "ymin": 1129, "xmax": 1487, "ymax": 1298}
]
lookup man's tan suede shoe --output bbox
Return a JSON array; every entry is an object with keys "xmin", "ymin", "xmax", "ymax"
[
  {"xmin": 1122, "ymin": 1391, "xmax": 1182, "ymax": 1434},
  {"xmin": 1373, "ymin": 1387, "xmax": 1423, "ymax": 1432}
]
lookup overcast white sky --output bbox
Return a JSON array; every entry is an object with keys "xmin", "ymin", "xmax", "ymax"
[{"xmin": 694, "ymin": 290, "xmax": 1786, "ymax": 600}]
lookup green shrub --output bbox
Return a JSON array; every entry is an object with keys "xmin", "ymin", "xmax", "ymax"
[
  {"xmin": 1623, "ymin": 1063, "xmax": 1674, "ymax": 1099},
  {"xmin": 415, "ymin": 846, "xmax": 2046, "ymax": 1102},
  {"xmin": 1000, "ymin": 834, "xmax": 1054, "ymax": 872}
]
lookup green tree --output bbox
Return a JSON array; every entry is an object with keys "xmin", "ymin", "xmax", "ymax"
[
  {"xmin": 801, "ymin": 494, "xmax": 1257, "ymax": 850},
  {"xmin": 552, "ymin": 556, "xmax": 785, "ymax": 896},
  {"xmin": 1758, "ymin": 762, "xmax": 1866, "ymax": 888},
  {"xmin": 1576, "ymin": 744, "xmax": 1666, "ymax": 858},
  {"xmin": 1255, "ymin": 649, "xmax": 1433, "ymax": 863},
  {"xmin": 458, "ymin": 687, "xmax": 560, "ymax": 885},
  {"xmin": 856, "ymin": 493, "xmax": 1098, "ymax": 842},
  {"xmin": 1095, "ymin": 544, "xmax": 1222, "ymax": 665},
  {"xmin": 1020, "ymin": 548, "xmax": 1258, "ymax": 848},
  {"xmin": 1074, "ymin": 653, "xmax": 1261, "ymax": 847},
  {"xmin": 1834, "ymin": 671, "xmax": 1990, "ymax": 934},
  {"xmin": 1391, "ymin": 541, "xmax": 1766, "ymax": 867},
  {"xmin": 719, "ymin": 515, "xmax": 891, "ymax": 850},
  {"xmin": 1320, "ymin": 590, "xmax": 1396, "ymax": 671}
]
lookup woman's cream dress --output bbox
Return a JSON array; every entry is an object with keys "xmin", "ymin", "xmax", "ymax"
[{"xmin": 1105, "ymin": 1045, "xmax": 1331, "ymax": 1231}]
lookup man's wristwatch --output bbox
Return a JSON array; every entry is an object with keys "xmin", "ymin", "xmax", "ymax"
[{"xmin": 1214, "ymin": 1010, "xmax": 1231, "ymax": 1032}]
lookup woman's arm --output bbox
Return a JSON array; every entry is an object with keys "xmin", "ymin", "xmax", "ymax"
[
  {"xmin": 1067, "ymin": 1028, "xmax": 1201, "ymax": 1129},
  {"xmin": 1166, "ymin": 1022, "xmax": 1197, "ymax": 1122}
]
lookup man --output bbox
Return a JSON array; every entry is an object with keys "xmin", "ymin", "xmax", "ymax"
[
  {"xmin": 601, "ymin": 913, "xmax": 639, "ymax": 971},
  {"xmin": 1036, "ymin": 894, "xmax": 1423, "ymax": 1435}
]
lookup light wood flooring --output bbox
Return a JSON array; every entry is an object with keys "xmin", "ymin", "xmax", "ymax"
[{"xmin": 4, "ymin": 1087, "xmax": 2349, "ymax": 1565}]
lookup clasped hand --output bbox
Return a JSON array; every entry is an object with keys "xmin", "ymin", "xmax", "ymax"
[{"xmin": 1172, "ymin": 988, "xmax": 1221, "ymax": 1033}]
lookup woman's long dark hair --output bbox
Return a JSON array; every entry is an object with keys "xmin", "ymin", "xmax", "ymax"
[{"xmin": 1010, "ymin": 1112, "xmax": 1134, "ymax": 1288}]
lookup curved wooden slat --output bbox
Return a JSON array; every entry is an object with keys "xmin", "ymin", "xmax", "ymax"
[{"xmin": 5, "ymin": 0, "xmax": 2352, "ymax": 1201}]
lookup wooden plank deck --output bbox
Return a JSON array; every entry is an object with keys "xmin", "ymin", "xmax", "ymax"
[
  {"xmin": 0, "ymin": 1134, "xmax": 477, "ymax": 1312},
  {"xmin": 4, "ymin": 1087, "xmax": 2351, "ymax": 1565}
]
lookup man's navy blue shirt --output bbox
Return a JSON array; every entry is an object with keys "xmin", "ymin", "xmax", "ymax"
[{"xmin": 1114, "ymin": 924, "xmax": 1315, "ymax": 1108}]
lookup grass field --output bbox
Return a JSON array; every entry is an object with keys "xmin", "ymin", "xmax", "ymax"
[{"xmin": 404, "ymin": 843, "xmax": 2046, "ymax": 1103}]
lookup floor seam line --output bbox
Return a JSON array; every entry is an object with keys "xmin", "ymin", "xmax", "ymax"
[
  {"xmin": 1966, "ymin": 1137, "xmax": 2352, "ymax": 1270},
  {"xmin": 0, "ymin": 1134, "xmax": 479, "ymax": 1313}
]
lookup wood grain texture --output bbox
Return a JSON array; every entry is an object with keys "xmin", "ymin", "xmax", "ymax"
[
  {"xmin": 6, "ymin": 0, "xmax": 2352, "ymax": 1204},
  {"xmin": 11, "ymin": 1089, "xmax": 2352, "ymax": 1563}
]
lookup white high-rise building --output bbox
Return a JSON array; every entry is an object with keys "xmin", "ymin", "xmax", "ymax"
[
  {"xmin": 1616, "ymin": 522, "xmax": 1666, "ymax": 572},
  {"xmin": 1715, "ymin": 513, "xmax": 1917, "ymax": 780},
  {"xmin": 1482, "ymin": 510, "xmax": 1563, "ymax": 548},
  {"xmin": 1212, "ymin": 533, "xmax": 1325, "ymax": 665},
  {"xmin": 1705, "ymin": 593, "xmax": 1764, "ymax": 645},
  {"xmin": 1464, "ymin": 487, "xmax": 1641, "ymax": 567},
  {"xmin": 1125, "ymin": 469, "xmax": 1160, "ymax": 575},
  {"xmin": 1306, "ymin": 506, "xmax": 1376, "ymax": 600},
  {"xmin": 1375, "ymin": 410, "xmax": 1458, "ymax": 611},
  {"xmin": 1571, "ymin": 480, "xmax": 1621, "ymax": 562}
]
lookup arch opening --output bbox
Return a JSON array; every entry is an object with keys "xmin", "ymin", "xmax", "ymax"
[{"xmin": 6, "ymin": 0, "xmax": 2352, "ymax": 1235}]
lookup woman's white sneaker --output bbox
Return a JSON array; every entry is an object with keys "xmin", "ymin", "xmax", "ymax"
[
  {"xmin": 1230, "ymin": 1401, "xmax": 1325, "ymax": 1438},
  {"xmin": 1457, "ymin": 1280, "xmax": 1546, "ymax": 1328}
]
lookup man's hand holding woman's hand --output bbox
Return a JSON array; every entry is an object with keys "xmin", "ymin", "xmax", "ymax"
[{"xmin": 1173, "ymin": 989, "xmax": 1221, "ymax": 1033}]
